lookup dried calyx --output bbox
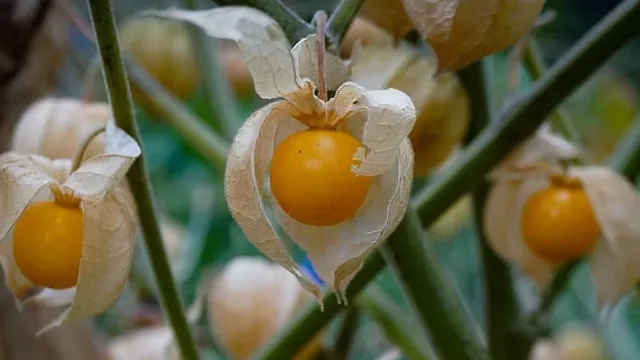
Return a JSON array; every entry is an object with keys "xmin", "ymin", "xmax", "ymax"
[{"xmin": 150, "ymin": 6, "xmax": 416, "ymax": 302}]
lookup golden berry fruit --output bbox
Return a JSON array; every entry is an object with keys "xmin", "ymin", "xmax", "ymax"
[
  {"xmin": 521, "ymin": 184, "xmax": 600, "ymax": 263},
  {"xmin": 13, "ymin": 201, "xmax": 84, "ymax": 289},
  {"xmin": 270, "ymin": 130, "xmax": 372, "ymax": 227}
]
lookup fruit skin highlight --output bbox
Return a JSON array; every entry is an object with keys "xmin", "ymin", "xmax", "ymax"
[
  {"xmin": 270, "ymin": 130, "xmax": 372, "ymax": 227},
  {"xmin": 13, "ymin": 201, "xmax": 84, "ymax": 289},
  {"xmin": 521, "ymin": 178, "xmax": 600, "ymax": 263}
]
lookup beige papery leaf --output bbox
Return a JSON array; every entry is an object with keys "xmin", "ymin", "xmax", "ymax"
[
  {"xmin": 208, "ymin": 257, "xmax": 322, "ymax": 360},
  {"xmin": 401, "ymin": 0, "xmax": 545, "ymax": 72},
  {"xmin": 152, "ymin": 7, "xmax": 416, "ymax": 302},
  {"xmin": 359, "ymin": 0, "xmax": 414, "ymax": 39},
  {"xmin": 351, "ymin": 43, "xmax": 470, "ymax": 177},
  {"xmin": 483, "ymin": 125, "xmax": 580, "ymax": 287},
  {"xmin": 11, "ymin": 98, "xmax": 110, "ymax": 161},
  {"xmin": 570, "ymin": 167, "xmax": 640, "ymax": 308},
  {"xmin": 0, "ymin": 121, "xmax": 140, "ymax": 334}
]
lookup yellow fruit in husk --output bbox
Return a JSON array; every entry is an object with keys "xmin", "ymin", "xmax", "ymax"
[
  {"xmin": 13, "ymin": 201, "xmax": 84, "ymax": 289},
  {"xmin": 521, "ymin": 177, "xmax": 600, "ymax": 263}
]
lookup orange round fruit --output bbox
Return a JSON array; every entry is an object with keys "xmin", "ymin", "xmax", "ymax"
[
  {"xmin": 269, "ymin": 130, "xmax": 372, "ymax": 226},
  {"xmin": 13, "ymin": 201, "xmax": 84, "ymax": 289},
  {"xmin": 521, "ymin": 183, "xmax": 600, "ymax": 263}
]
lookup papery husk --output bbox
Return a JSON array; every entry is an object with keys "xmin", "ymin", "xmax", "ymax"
[
  {"xmin": 555, "ymin": 325, "xmax": 607, "ymax": 360},
  {"xmin": 11, "ymin": 98, "xmax": 110, "ymax": 161},
  {"xmin": 351, "ymin": 45, "xmax": 469, "ymax": 176},
  {"xmin": 529, "ymin": 339, "xmax": 561, "ymax": 360},
  {"xmin": 489, "ymin": 124, "xmax": 581, "ymax": 181},
  {"xmin": 359, "ymin": 0, "xmax": 413, "ymax": 39},
  {"xmin": 160, "ymin": 216, "xmax": 188, "ymax": 269},
  {"xmin": 340, "ymin": 17, "xmax": 393, "ymax": 58},
  {"xmin": 108, "ymin": 326, "xmax": 179, "ymax": 360},
  {"xmin": 401, "ymin": 0, "xmax": 545, "ymax": 72},
  {"xmin": 569, "ymin": 166, "xmax": 640, "ymax": 308},
  {"xmin": 158, "ymin": 6, "xmax": 415, "ymax": 301},
  {"xmin": 208, "ymin": 257, "xmax": 322, "ymax": 360},
  {"xmin": 119, "ymin": 17, "xmax": 200, "ymax": 100},
  {"xmin": 149, "ymin": 7, "xmax": 351, "ymax": 100},
  {"xmin": 0, "ymin": 122, "xmax": 140, "ymax": 334},
  {"xmin": 483, "ymin": 178, "xmax": 554, "ymax": 286},
  {"xmin": 390, "ymin": 58, "xmax": 469, "ymax": 176}
]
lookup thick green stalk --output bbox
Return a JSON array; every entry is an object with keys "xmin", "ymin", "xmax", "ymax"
[
  {"xmin": 459, "ymin": 61, "xmax": 523, "ymax": 360},
  {"xmin": 86, "ymin": 1, "xmax": 200, "ymax": 359},
  {"xmin": 357, "ymin": 285, "xmax": 436, "ymax": 360},
  {"xmin": 126, "ymin": 60, "xmax": 229, "ymax": 170},
  {"xmin": 608, "ymin": 114, "xmax": 640, "ymax": 179},
  {"xmin": 210, "ymin": 0, "xmax": 313, "ymax": 44},
  {"xmin": 185, "ymin": 0, "xmax": 241, "ymax": 139},
  {"xmin": 326, "ymin": 0, "xmax": 365, "ymax": 47},
  {"xmin": 332, "ymin": 307, "xmax": 360, "ymax": 360},
  {"xmin": 523, "ymin": 38, "xmax": 583, "ymax": 151},
  {"xmin": 382, "ymin": 210, "xmax": 490, "ymax": 360}
]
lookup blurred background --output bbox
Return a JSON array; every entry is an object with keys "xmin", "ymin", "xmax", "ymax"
[{"xmin": 1, "ymin": 0, "xmax": 639, "ymax": 359}]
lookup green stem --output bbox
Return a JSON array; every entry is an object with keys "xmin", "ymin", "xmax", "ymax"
[
  {"xmin": 332, "ymin": 307, "xmax": 360, "ymax": 360},
  {"xmin": 459, "ymin": 61, "xmax": 524, "ymax": 360},
  {"xmin": 382, "ymin": 210, "xmax": 490, "ymax": 360},
  {"xmin": 608, "ymin": 114, "xmax": 640, "ymax": 179},
  {"xmin": 357, "ymin": 285, "xmax": 436, "ymax": 360},
  {"xmin": 325, "ymin": 0, "xmax": 365, "ymax": 47},
  {"xmin": 86, "ymin": 1, "xmax": 200, "ymax": 359},
  {"xmin": 126, "ymin": 60, "xmax": 229, "ymax": 170},
  {"xmin": 185, "ymin": 0, "xmax": 241, "ymax": 139},
  {"xmin": 523, "ymin": 38, "xmax": 583, "ymax": 151},
  {"xmin": 210, "ymin": 0, "xmax": 314, "ymax": 44}
]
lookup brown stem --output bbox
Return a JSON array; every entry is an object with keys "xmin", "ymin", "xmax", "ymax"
[{"xmin": 313, "ymin": 11, "xmax": 328, "ymax": 102}]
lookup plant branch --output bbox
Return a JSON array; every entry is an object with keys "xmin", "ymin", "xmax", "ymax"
[
  {"xmin": 86, "ymin": 1, "xmax": 200, "ymax": 359},
  {"xmin": 332, "ymin": 307, "xmax": 360, "ymax": 360},
  {"xmin": 459, "ymin": 60, "xmax": 524, "ymax": 360},
  {"xmin": 357, "ymin": 285, "xmax": 437, "ymax": 360},
  {"xmin": 382, "ymin": 210, "xmax": 490, "ymax": 360},
  {"xmin": 523, "ymin": 38, "xmax": 583, "ymax": 150},
  {"xmin": 325, "ymin": 0, "xmax": 365, "ymax": 47},
  {"xmin": 185, "ymin": 0, "xmax": 241, "ymax": 139},
  {"xmin": 210, "ymin": 0, "xmax": 314, "ymax": 44},
  {"xmin": 126, "ymin": 60, "xmax": 229, "ymax": 170}
]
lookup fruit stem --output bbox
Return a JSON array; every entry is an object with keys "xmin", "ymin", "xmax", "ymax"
[
  {"xmin": 71, "ymin": 126, "xmax": 105, "ymax": 172},
  {"xmin": 86, "ymin": 1, "xmax": 201, "ymax": 359},
  {"xmin": 313, "ymin": 11, "xmax": 328, "ymax": 102}
]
